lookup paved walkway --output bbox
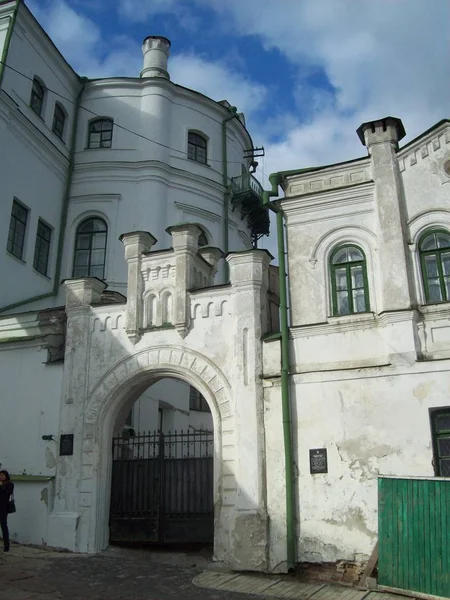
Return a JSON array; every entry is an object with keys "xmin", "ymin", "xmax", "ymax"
[{"xmin": 0, "ymin": 544, "xmax": 416, "ymax": 600}]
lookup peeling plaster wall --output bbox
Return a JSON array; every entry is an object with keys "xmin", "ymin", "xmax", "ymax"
[
  {"xmin": 264, "ymin": 364, "xmax": 450, "ymax": 566},
  {"xmin": 291, "ymin": 365, "xmax": 449, "ymax": 563}
]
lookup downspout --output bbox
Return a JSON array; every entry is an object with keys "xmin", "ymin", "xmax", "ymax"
[
  {"xmin": 263, "ymin": 173, "xmax": 296, "ymax": 571},
  {"xmin": 0, "ymin": 78, "xmax": 87, "ymax": 314},
  {"xmin": 0, "ymin": 0, "xmax": 21, "ymax": 88},
  {"xmin": 221, "ymin": 106, "xmax": 238, "ymax": 282}
]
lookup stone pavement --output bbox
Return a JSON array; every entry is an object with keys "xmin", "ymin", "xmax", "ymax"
[{"xmin": 0, "ymin": 544, "xmax": 416, "ymax": 600}]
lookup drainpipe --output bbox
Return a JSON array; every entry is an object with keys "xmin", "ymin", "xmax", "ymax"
[
  {"xmin": 263, "ymin": 173, "xmax": 296, "ymax": 571},
  {"xmin": 0, "ymin": 78, "xmax": 87, "ymax": 314},
  {"xmin": 0, "ymin": 0, "xmax": 21, "ymax": 88},
  {"xmin": 221, "ymin": 106, "xmax": 238, "ymax": 282}
]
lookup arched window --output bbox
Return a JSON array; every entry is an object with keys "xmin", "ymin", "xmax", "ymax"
[
  {"xmin": 73, "ymin": 218, "xmax": 107, "ymax": 279},
  {"xmin": 187, "ymin": 132, "xmax": 207, "ymax": 164},
  {"xmin": 88, "ymin": 118, "xmax": 113, "ymax": 149},
  {"xmin": 419, "ymin": 230, "xmax": 450, "ymax": 303},
  {"xmin": 198, "ymin": 229, "xmax": 208, "ymax": 247},
  {"xmin": 330, "ymin": 245, "xmax": 369, "ymax": 316},
  {"xmin": 52, "ymin": 103, "xmax": 66, "ymax": 140},
  {"xmin": 30, "ymin": 78, "xmax": 45, "ymax": 116}
]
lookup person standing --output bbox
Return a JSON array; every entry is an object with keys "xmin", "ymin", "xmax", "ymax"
[{"xmin": 0, "ymin": 470, "xmax": 14, "ymax": 552}]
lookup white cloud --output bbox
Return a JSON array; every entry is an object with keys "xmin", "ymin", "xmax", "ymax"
[
  {"xmin": 192, "ymin": 0, "xmax": 449, "ymax": 172},
  {"xmin": 28, "ymin": 0, "xmax": 141, "ymax": 78},
  {"xmin": 170, "ymin": 54, "xmax": 267, "ymax": 116}
]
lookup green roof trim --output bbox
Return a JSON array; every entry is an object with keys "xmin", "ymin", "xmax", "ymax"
[{"xmin": 11, "ymin": 474, "xmax": 55, "ymax": 482}]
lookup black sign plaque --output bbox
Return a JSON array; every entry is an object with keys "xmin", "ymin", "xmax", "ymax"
[
  {"xmin": 60, "ymin": 434, "xmax": 74, "ymax": 456},
  {"xmin": 309, "ymin": 448, "xmax": 328, "ymax": 474}
]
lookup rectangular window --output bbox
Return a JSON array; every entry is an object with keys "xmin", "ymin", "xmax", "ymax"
[
  {"xmin": 189, "ymin": 386, "xmax": 210, "ymax": 412},
  {"xmin": 430, "ymin": 408, "xmax": 450, "ymax": 476},
  {"xmin": 52, "ymin": 104, "xmax": 65, "ymax": 140},
  {"xmin": 33, "ymin": 219, "xmax": 52, "ymax": 276},
  {"xmin": 7, "ymin": 199, "xmax": 28, "ymax": 260}
]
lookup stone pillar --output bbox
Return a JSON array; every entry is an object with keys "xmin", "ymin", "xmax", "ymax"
[
  {"xmin": 167, "ymin": 223, "xmax": 201, "ymax": 338},
  {"xmin": 226, "ymin": 249, "xmax": 273, "ymax": 571},
  {"xmin": 357, "ymin": 117, "xmax": 414, "ymax": 311},
  {"xmin": 47, "ymin": 278, "xmax": 107, "ymax": 551},
  {"xmin": 120, "ymin": 231, "xmax": 156, "ymax": 343}
]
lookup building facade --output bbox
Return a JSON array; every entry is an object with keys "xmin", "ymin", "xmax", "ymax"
[
  {"xmin": 263, "ymin": 116, "xmax": 450, "ymax": 567},
  {"xmin": 1, "ymin": 0, "xmax": 450, "ymax": 580}
]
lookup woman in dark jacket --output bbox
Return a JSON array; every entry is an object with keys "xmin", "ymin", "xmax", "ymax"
[{"xmin": 0, "ymin": 470, "xmax": 14, "ymax": 552}]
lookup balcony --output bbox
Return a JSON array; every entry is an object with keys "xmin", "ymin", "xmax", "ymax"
[{"xmin": 230, "ymin": 174, "xmax": 270, "ymax": 240}]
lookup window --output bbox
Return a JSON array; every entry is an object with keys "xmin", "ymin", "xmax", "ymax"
[
  {"xmin": 430, "ymin": 408, "xmax": 450, "ymax": 476},
  {"xmin": 73, "ymin": 218, "xmax": 107, "ymax": 279},
  {"xmin": 330, "ymin": 245, "xmax": 369, "ymax": 316},
  {"xmin": 88, "ymin": 118, "xmax": 113, "ymax": 149},
  {"xmin": 419, "ymin": 230, "xmax": 450, "ymax": 304},
  {"xmin": 187, "ymin": 132, "xmax": 207, "ymax": 164},
  {"xmin": 189, "ymin": 386, "xmax": 210, "ymax": 412},
  {"xmin": 30, "ymin": 78, "xmax": 45, "ymax": 116},
  {"xmin": 33, "ymin": 220, "xmax": 52, "ymax": 276},
  {"xmin": 198, "ymin": 229, "xmax": 208, "ymax": 247},
  {"xmin": 52, "ymin": 103, "xmax": 66, "ymax": 140},
  {"xmin": 7, "ymin": 200, "xmax": 28, "ymax": 260}
]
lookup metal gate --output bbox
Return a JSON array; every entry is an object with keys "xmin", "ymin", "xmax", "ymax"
[
  {"xmin": 110, "ymin": 430, "xmax": 214, "ymax": 544},
  {"xmin": 378, "ymin": 475, "xmax": 450, "ymax": 598}
]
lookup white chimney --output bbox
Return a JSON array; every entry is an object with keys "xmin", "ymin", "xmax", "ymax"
[{"xmin": 140, "ymin": 36, "xmax": 171, "ymax": 79}]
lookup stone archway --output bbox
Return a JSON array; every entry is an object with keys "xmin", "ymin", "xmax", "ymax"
[{"xmin": 79, "ymin": 345, "xmax": 235, "ymax": 560}]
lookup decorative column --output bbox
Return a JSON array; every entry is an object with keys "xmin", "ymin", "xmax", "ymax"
[
  {"xmin": 226, "ymin": 249, "xmax": 273, "ymax": 571},
  {"xmin": 198, "ymin": 246, "xmax": 224, "ymax": 285},
  {"xmin": 120, "ymin": 231, "xmax": 156, "ymax": 343},
  {"xmin": 357, "ymin": 117, "xmax": 414, "ymax": 311},
  {"xmin": 47, "ymin": 278, "xmax": 107, "ymax": 551},
  {"xmin": 166, "ymin": 223, "xmax": 201, "ymax": 338}
]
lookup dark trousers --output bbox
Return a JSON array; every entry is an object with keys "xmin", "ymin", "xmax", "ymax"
[{"xmin": 0, "ymin": 514, "xmax": 9, "ymax": 549}]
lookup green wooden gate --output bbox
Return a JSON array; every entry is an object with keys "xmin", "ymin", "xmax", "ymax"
[{"xmin": 378, "ymin": 476, "xmax": 450, "ymax": 598}]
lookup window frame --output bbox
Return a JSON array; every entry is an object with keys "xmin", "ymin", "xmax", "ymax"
[
  {"xmin": 30, "ymin": 77, "xmax": 45, "ymax": 117},
  {"xmin": 52, "ymin": 102, "xmax": 66, "ymax": 141},
  {"xmin": 33, "ymin": 219, "xmax": 52, "ymax": 277},
  {"xmin": 189, "ymin": 386, "xmax": 210, "ymax": 412},
  {"xmin": 72, "ymin": 217, "xmax": 108, "ymax": 279},
  {"xmin": 330, "ymin": 244, "xmax": 370, "ymax": 316},
  {"xmin": 7, "ymin": 199, "xmax": 29, "ymax": 261},
  {"xmin": 419, "ymin": 229, "xmax": 450, "ymax": 304},
  {"xmin": 430, "ymin": 407, "xmax": 450, "ymax": 477},
  {"xmin": 187, "ymin": 131, "xmax": 208, "ymax": 165},
  {"xmin": 87, "ymin": 118, "xmax": 114, "ymax": 149}
]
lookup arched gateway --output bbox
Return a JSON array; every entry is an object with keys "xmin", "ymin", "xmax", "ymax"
[{"xmin": 47, "ymin": 224, "xmax": 278, "ymax": 572}]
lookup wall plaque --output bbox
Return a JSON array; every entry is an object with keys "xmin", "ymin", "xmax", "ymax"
[
  {"xmin": 60, "ymin": 434, "xmax": 74, "ymax": 456},
  {"xmin": 309, "ymin": 448, "xmax": 328, "ymax": 474}
]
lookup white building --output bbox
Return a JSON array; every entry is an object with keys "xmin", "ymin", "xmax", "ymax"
[
  {"xmin": 0, "ymin": 1, "xmax": 268, "ymax": 435},
  {"xmin": 263, "ymin": 116, "xmax": 450, "ymax": 570},
  {"xmin": 1, "ymin": 0, "xmax": 450, "ymax": 582}
]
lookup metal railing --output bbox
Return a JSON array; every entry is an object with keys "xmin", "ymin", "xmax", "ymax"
[{"xmin": 230, "ymin": 173, "xmax": 264, "ymax": 198}]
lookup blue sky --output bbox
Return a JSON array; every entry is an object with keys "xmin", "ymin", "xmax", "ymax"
[{"xmin": 28, "ymin": 0, "xmax": 449, "ymax": 186}]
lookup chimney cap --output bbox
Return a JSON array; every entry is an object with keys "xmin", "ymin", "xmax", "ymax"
[
  {"xmin": 356, "ymin": 116, "xmax": 406, "ymax": 146},
  {"xmin": 142, "ymin": 35, "xmax": 171, "ymax": 47}
]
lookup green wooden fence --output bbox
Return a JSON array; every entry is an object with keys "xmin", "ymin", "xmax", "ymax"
[{"xmin": 378, "ymin": 476, "xmax": 450, "ymax": 598}]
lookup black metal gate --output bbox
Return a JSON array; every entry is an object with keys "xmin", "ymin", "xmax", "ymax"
[{"xmin": 110, "ymin": 430, "xmax": 214, "ymax": 545}]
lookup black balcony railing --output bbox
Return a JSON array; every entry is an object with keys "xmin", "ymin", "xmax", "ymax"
[{"xmin": 230, "ymin": 173, "xmax": 270, "ymax": 241}]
